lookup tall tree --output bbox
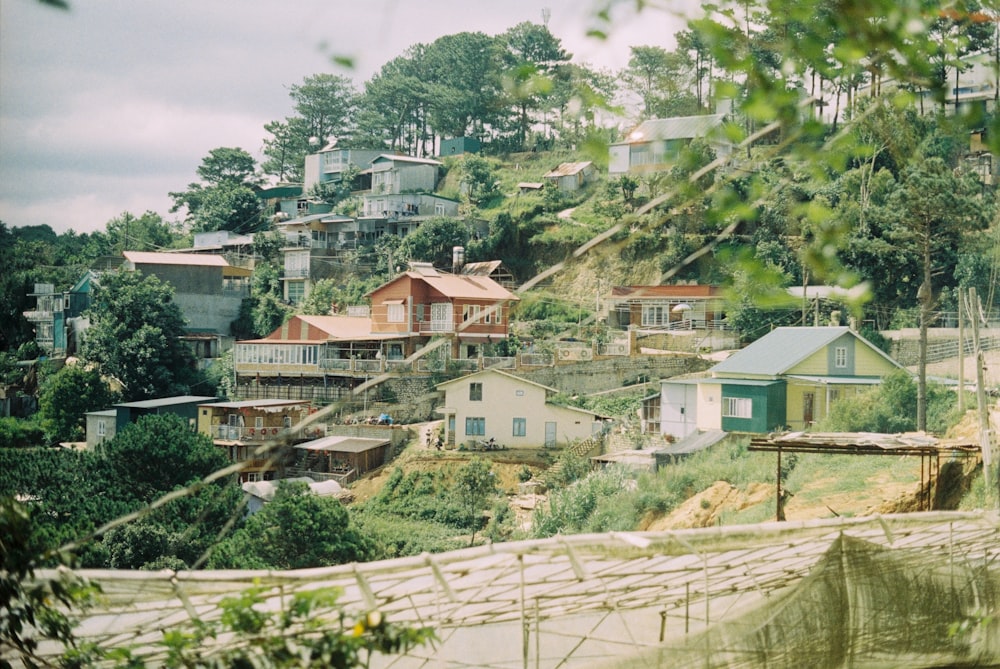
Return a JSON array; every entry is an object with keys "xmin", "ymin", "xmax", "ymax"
[
  {"xmin": 82, "ymin": 270, "xmax": 197, "ymax": 401},
  {"xmin": 38, "ymin": 364, "xmax": 117, "ymax": 443},
  {"xmin": 500, "ymin": 22, "xmax": 571, "ymax": 150},
  {"xmin": 888, "ymin": 156, "xmax": 989, "ymax": 430},
  {"xmin": 169, "ymin": 148, "xmax": 265, "ymax": 233}
]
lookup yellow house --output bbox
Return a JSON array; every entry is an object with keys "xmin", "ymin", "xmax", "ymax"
[
  {"xmin": 436, "ymin": 369, "xmax": 606, "ymax": 448},
  {"xmin": 658, "ymin": 326, "xmax": 906, "ymax": 438}
]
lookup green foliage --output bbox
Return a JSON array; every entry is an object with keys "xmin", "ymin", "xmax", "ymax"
[
  {"xmin": 83, "ymin": 269, "xmax": 197, "ymax": 401},
  {"xmin": 98, "ymin": 414, "xmax": 230, "ymax": 504},
  {"xmin": 351, "ymin": 511, "xmax": 464, "ymax": 560},
  {"xmin": 454, "ymin": 457, "xmax": 499, "ymax": 544},
  {"xmin": 546, "ymin": 448, "xmax": 590, "ymax": 488},
  {"xmin": 511, "ymin": 292, "xmax": 589, "ymax": 323},
  {"xmin": 209, "ymin": 481, "xmax": 369, "ymax": 570},
  {"xmin": 0, "ymin": 417, "xmax": 45, "ymax": 449},
  {"xmin": 299, "ymin": 278, "xmax": 338, "ymax": 315},
  {"xmin": 396, "ymin": 217, "xmax": 470, "ymax": 268},
  {"xmin": 151, "ymin": 584, "xmax": 434, "ymax": 668},
  {"xmin": 533, "ymin": 465, "xmax": 633, "ymax": 537},
  {"xmin": 818, "ymin": 369, "xmax": 958, "ymax": 435},
  {"xmin": 456, "ymin": 154, "xmax": 503, "ymax": 206},
  {"xmin": 38, "ymin": 364, "xmax": 117, "ymax": 443},
  {"xmin": 170, "ymin": 148, "xmax": 266, "ymax": 233},
  {"xmin": 0, "ymin": 497, "xmax": 102, "ymax": 669}
]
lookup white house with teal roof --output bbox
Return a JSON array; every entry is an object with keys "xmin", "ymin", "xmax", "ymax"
[{"xmin": 657, "ymin": 326, "xmax": 906, "ymax": 438}]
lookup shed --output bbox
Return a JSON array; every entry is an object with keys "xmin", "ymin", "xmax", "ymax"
[{"xmin": 294, "ymin": 435, "xmax": 391, "ymax": 481}]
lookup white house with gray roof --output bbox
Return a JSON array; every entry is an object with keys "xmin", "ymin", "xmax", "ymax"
[{"xmin": 609, "ymin": 113, "xmax": 731, "ymax": 175}]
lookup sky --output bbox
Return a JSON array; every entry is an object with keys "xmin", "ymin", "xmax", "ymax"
[{"xmin": 0, "ymin": 0, "xmax": 687, "ymax": 235}]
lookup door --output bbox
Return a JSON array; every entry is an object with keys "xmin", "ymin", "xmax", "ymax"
[
  {"xmin": 803, "ymin": 392, "xmax": 815, "ymax": 426},
  {"xmin": 544, "ymin": 422, "xmax": 557, "ymax": 448},
  {"xmin": 661, "ymin": 383, "xmax": 698, "ymax": 439}
]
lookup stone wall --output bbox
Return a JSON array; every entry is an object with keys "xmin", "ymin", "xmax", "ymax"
[{"xmin": 518, "ymin": 355, "xmax": 711, "ymax": 395}]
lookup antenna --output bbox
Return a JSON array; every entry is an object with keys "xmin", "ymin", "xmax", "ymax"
[{"xmin": 541, "ymin": 7, "xmax": 550, "ymax": 26}]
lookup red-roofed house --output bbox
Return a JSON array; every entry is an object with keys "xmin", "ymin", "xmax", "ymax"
[
  {"xmin": 232, "ymin": 264, "xmax": 519, "ymax": 401},
  {"xmin": 368, "ymin": 262, "xmax": 519, "ymax": 359},
  {"xmin": 606, "ymin": 285, "xmax": 725, "ymax": 330}
]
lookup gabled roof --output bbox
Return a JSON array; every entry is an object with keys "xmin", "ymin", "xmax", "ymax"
[
  {"xmin": 372, "ymin": 266, "xmax": 518, "ymax": 302},
  {"xmin": 617, "ymin": 113, "xmax": 727, "ymax": 145},
  {"xmin": 710, "ymin": 326, "xmax": 901, "ymax": 377},
  {"xmin": 544, "ymin": 161, "xmax": 593, "ymax": 178},
  {"xmin": 123, "ymin": 251, "xmax": 229, "ymax": 267},
  {"xmin": 437, "ymin": 368, "xmax": 555, "ymax": 392},
  {"xmin": 461, "ymin": 260, "xmax": 503, "ymax": 277}
]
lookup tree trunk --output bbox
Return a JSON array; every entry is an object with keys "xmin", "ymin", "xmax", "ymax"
[{"xmin": 917, "ymin": 237, "xmax": 932, "ymax": 432}]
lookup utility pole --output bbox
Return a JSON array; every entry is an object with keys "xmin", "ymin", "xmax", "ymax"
[{"xmin": 969, "ymin": 288, "xmax": 997, "ymax": 509}]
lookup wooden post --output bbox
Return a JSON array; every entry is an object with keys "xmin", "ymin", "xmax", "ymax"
[
  {"xmin": 776, "ymin": 445, "xmax": 785, "ymax": 521},
  {"xmin": 958, "ymin": 286, "xmax": 965, "ymax": 413}
]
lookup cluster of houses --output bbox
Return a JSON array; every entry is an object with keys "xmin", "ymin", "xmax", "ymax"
[{"xmin": 19, "ymin": 110, "xmax": 934, "ymax": 490}]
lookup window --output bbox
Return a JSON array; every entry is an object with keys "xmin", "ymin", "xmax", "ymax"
[
  {"xmin": 512, "ymin": 418, "xmax": 526, "ymax": 437},
  {"xmin": 465, "ymin": 416, "xmax": 485, "ymax": 436},
  {"xmin": 834, "ymin": 346, "xmax": 848, "ymax": 368},
  {"xmin": 723, "ymin": 397, "xmax": 752, "ymax": 419},
  {"xmin": 97, "ymin": 419, "xmax": 106, "ymax": 438},
  {"xmin": 287, "ymin": 281, "xmax": 305, "ymax": 304},
  {"xmin": 641, "ymin": 304, "xmax": 668, "ymax": 326},
  {"xmin": 435, "ymin": 203, "xmax": 446, "ymax": 216},
  {"xmin": 387, "ymin": 303, "xmax": 405, "ymax": 323},
  {"xmin": 462, "ymin": 304, "xmax": 481, "ymax": 323},
  {"xmin": 469, "ymin": 382, "xmax": 483, "ymax": 401}
]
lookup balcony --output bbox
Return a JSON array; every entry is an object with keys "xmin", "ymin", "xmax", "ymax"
[
  {"xmin": 282, "ymin": 268, "xmax": 310, "ymax": 279},
  {"xmin": 212, "ymin": 425, "xmax": 287, "ymax": 441},
  {"xmin": 418, "ymin": 321, "xmax": 454, "ymax": 334}
]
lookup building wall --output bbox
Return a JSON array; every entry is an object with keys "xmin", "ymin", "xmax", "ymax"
[
  {"xmin": 719, "ymin": 383, "xmax": 786, "ymax": 433},
  {"xmin": 697, "ymin": 383, "xmax": 723, "ymax": 430},
  {"xmin": 134, "ymin": 263, "xmax": 222, "ymax": 295},
  {"xmin": 174, "ymin": 293, "xmax": 243, "ymax": 335},
  {"xmin": 444, "ymin": 372, "xmax": 601, "ymax": 448},
  {"xmin": 85, "ymin": 412, "xmax": 117, "ymax": 450},
  {"xmin": 784, "ymin": 381, "xmax": 871, "ymax": 431}
]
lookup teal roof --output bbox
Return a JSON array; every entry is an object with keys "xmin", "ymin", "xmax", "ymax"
[{"xmin": 710, "ymin": 327, "xmax": 859, "ymax": 377}]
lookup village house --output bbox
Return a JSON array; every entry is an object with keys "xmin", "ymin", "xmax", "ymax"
[
  {"xmin": 608, "ymin": 113, "xmax": 731, "ymax": 175},
  {"xmin": 543, "ymin": 161, "xmax": 596, "ymax": 192},
  {"xmin": 232, "ymin": 263, "xmax": 519, "ymax": 402},
  {"xmin": 22, "ymin": 272, "xmax": 96, "ymax": 356},
  {"xmin": 368, "ymin": 262, "xmax": 519, "ymax": 360},
  {"xmin": 197, "ymin": 398, "xmax": 314, "ymax": 482},
  {"xmin": 435, "ymin": 368, "xmax": 606, "ymax": 449},
  {"xmin": 85, "ymin": 395, "xmax": 220, "ymax": 450},
  {"xmin": 651, "ymin": 326, "xmax": 906, "ymax": 439},
  {"xmin": 605, "ymin": 284, "xmax": 726, "ymax": 331}
]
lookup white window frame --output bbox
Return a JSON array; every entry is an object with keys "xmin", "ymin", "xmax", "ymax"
[
  {"xmin": 387, "ymin": 303, "xmax": 405, "ymax": 323},
  {"xmin": 722, "ymin": 397, "xmax": 752, "ymax": 419},
  {"xmin": 834, "ymin": 346, "xmax": 848, "ymax": 368},
  {"xmin": 469, "ymin": 382, "xmax": 483, "ymax": 401},
  {"xmin": 97, "ymin": 419, "xmax": 106, "ymax": 438},
  {"xmin": 512, "ymin": 417, "xmax": 526, "ymax": 437}
]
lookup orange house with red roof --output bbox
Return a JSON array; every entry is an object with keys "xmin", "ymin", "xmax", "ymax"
[{"xmin": 232, "ymin": 263, "xmax": 518, "ymax": 402}]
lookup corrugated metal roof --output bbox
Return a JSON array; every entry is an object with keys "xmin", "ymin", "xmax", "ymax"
[
  {"xmin": 543, "ymin": 161, "xmax": 593, "ymax": 178},
  {"xmin": 123, "ymin": 251, "xmax": 229, "ymax": 267},
  {"xmin": 372, "ymin": 154, "xmax": 443, "ymax": 166},
  {"xmin": 114, "ymin": 395, "xmax": 220, "ymax": 409},
  {"xmin": 294, "ymin": 435, "xmax": 390, "ymax": 453},
  {"xmin": 710, "ymin": 327, "xmax": 856, "ymax": 376},
  {"xmin": 200, "ymin": 399, "xmax": 310, "ymax": 409},
  {"xmin": 616, "ymin": 113, "xmax": 727, "ymax": 144}
]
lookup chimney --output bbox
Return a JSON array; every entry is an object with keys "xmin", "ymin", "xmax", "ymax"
[{"xmin": 452, "ymin": 246, "xmax": 465, "ymax": 273}]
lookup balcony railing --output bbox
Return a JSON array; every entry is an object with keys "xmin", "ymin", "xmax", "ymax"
[
  {"xmin": 212, "ymin": 425, "xmax": 287, "ymax": 441},
  {"xmin": 282, "ymin": 268, "xmax": 310, "ymax": 279},
  {"xmin": 418, "ymin": 321, "xmax": 454, "ymax": 334}
]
